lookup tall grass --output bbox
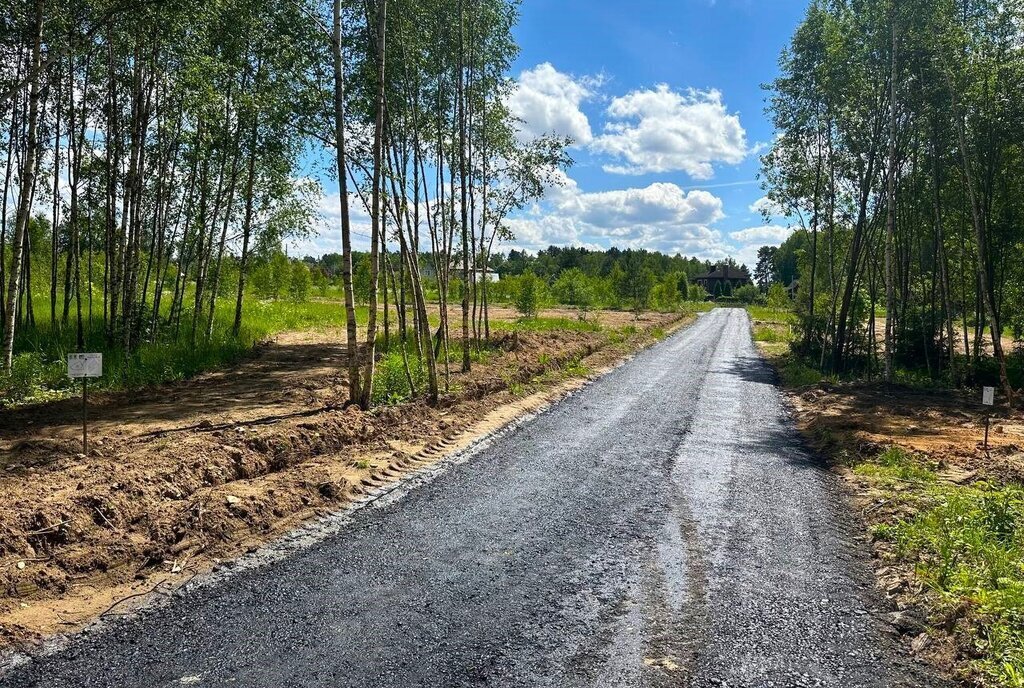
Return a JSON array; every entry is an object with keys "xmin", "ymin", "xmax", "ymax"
[{"xmin": 874, "ymin": 474, "xmax": 1024, "ymax": 685}]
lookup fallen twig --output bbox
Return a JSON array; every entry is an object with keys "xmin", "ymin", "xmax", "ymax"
[
  {"xmin": 23, "ymin": 520, "xmax": 71, "ymax": 537},
  {"xmin": 94, "ymin": 507, "xmax": 117, "ymax": 530},
  {"xmin": 98, "ymin": 578, "xmax": 172, "ymax": 618}
]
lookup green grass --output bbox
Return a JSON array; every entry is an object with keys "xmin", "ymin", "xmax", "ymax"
[
  {"xmin": 746, "ymin": 305, "xmax": 798, "ymax": 324},
  {"xmin": 853, "ymin": 446, "xmax": 937, "ymax": 484},
  {"xmin": 372, "ymin": 346, "xmax": 428, "ymax": 406},
  {"xmin": 491, "ymin": 316, "xmax": 603, "ymax": 334},
  {"xmin": 856, "ymin": 446, "xmax": 1024, "ymax": 686},
  {"xmin": 2, "ymin": 291, "xmax": 371, "ymax": 406},
  {"xmin": 683, "ymin": 300, "xmax": 717, "ymax": 313},
  {"xmin": 752, "ymin": 324, "xmax": 792, "ymax": 344},
  {"xmin": 776, "ymin": 355, "xmax": 830, "ymax": 388}
]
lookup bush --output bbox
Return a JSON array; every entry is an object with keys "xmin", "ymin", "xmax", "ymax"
[
  {"xmin": 767, "ymin": 282, "xmax": 790, "ymax": 308},
  {"xmin": 687, "ymin": 283, "xmax": 709, "ymax": 302},
  {"xmin": 372, "ymin": 349, "xmax": 427, "ymax": 405},
  {"xmin": 515, "ymin": 271, "xmax": 544, "ymax": 318},
  {"xmin": 0, "ymin": 353, "xmax": 72, "ymax": 405},
  {"xmin": 735, "ymin": 284, "xmax": 761, "ymax": 304},
  {"xmin": 552, "ymin": 268, "xmax": 595, "ymax": 316}
]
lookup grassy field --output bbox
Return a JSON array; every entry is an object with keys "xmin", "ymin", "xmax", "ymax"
[
  {"xmin": 2, "ymin": 292, "xmax": 364, "ymax": 405},
  {"xmin": 856, "ymin": 446, "xmax": 1024, "ymax": 686}
]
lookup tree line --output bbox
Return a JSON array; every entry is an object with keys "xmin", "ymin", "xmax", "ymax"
[
  {"xmin": 762, "ymin": 0, "xmax": 1024, "ymax": 401},
  {"xmin": 302, "ymin": 245, "xmax": 739, "ymax": 314},
  {"xmin": 0, "ymin": 0, "xmax": 569, "ymax": 409}
]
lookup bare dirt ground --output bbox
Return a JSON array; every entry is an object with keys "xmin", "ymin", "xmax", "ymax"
[
  {"xmin": 789, "ymin": 383, "xmax": 1024, "ymax": 483},
  {"xmin": 0, "ymin": 308, "xmax": 685, "ymax": 649}
]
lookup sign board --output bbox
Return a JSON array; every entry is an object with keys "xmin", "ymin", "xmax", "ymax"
[
  {"xmin": 67, "ymin": 353, "xmax": 102, "ymax": 379},
  {"xmin": 983, "ymin": 386, "xmax": 995, "ymax": 406}
]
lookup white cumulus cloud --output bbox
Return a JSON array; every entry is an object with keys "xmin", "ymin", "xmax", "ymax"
[
  {"xmin": 506, "ymin": 63, "xmax": 596, "ymax": 145},
  {"xmin": 748, "ymin": 195, "xmax": 784, "ymax": 218},
  {"xmin": 729, "ymin": 224, "xmax": 793, "ymax": 244},
  {"xmin": 592, "ymin": 85, "xmax": 748, "ymax": 178},
  {"xmin": 501, "ymin": 175, "xmax": 731, "ymax": 257}
]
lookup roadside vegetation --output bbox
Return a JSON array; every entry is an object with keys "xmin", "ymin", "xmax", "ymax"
[
  {"xmin": 754, "ymin": 291, "xmax": 1024, "ymax": 684},
  {"xmin": 758, "ymin": 0, "xmax": 1024, "ymax": 397},
  {"xmin": 752, "ymin": 1, "xmax": 1024, "ymax": 684},
  {"xmin": 1, "ymin": 0, "xmax": 744, "ymax": 412}
]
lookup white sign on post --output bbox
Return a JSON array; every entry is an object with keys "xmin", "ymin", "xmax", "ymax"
[
  {"xmin": 67, "ymin": 353, "xmax": 102, "ymax": 379},
  {"xmin": 983, "ymin": 386, "xmax": 995, "ymax": 406}
]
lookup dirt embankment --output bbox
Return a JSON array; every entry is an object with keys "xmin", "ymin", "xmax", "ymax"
[{"xmin": 0, "ymin": 310, "xmax": 686, "ymax": 649}]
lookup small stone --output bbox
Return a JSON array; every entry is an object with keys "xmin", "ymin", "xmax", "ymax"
[
  {"xmin": 225, "ymin": 495, "xmax": 241, "ymax": 505},
  {"xmin": 198, "ymin": 419, "xmax": 213, "ymax": 429},
  {"xmin": 16, "ymin": 561, "xmax": 25, "ymax": 570},
  {"xmin": 886, "ymin": 610, "xmax": 926, "ymax": 635}
]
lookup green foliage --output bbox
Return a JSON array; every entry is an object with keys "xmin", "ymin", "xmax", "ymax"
[
  {"xmin": 763, "ymin": 0, "xmax": 1024, "ymax": 387},
  {"xmin": 853, "ymin": 447, "xmax": 936, "ymax": 484},
  {"xmin": 687, "ymin": 283, "xmax": 709, "ymax": 302},
  {"xmin": 0, "ymin": 354, "xmax": 73, "ymax": 406},
  {"xmin": 752, "ymin": 325, "xmax": 791, "ymax": 344},
  {"xmin": 1, "ymin": 292, "xmax": 362, "ymax": 406},
  {"xmin": 372, "ymin": 349, "xmax": 427, "ymax": 406},
  {"xmin": 778, "ymin": 357, "xmax": 827, "ymax": 387},
  {"xmin": 870, "ymin": 472, "xmax": 1024, "ymax": 684},
  {"xmin": 513, "ymin": 271, "xmax": 545, "ymax": 319},
  {"xmin": 650, "ymin": 272, "xmax": 683, "ymax": 312},
  {"xmin": 746, "ymin": 306, "xmax": 797, "ymax": 324},
  {"xmin": 551, "ymin": 268, "xmax": 595, "ymax": 316},
  {"xmin": 612, "ymin": 258, "xmax": 656, "ymax": 314},
  {"xmin": 734, "ymin": 284, "xmax": 761, "ymax": 305},
  {"xmin": 492, "ymin": 316, "xmax": 601, "ymax": 334},
  {"xmin": 289, "ymin": 261, "xmax": 312, "ymax": 302},
  {"xmin": 251, "ymin": 251, "xmax": 292, "ymax": 300},
  {"xmin": 767, "ymin": 283, "xmax": 790, "ymax": 308}
]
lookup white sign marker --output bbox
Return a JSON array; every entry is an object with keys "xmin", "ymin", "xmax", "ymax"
[
  {"xmin": 983, "ymin": 386, "xmax": 995, "ymax": 407},
  {"xmin": 67, "ymin": 353, "xmax": 102, "ymax": 379}
]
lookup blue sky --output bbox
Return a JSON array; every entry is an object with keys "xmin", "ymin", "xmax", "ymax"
[
  {"xmin": 503, "ymin": 0, "xmax": 809, "ymax": 267},
  {"xmin": 298, "ymin": 0, "xmax": 809, "ymax": 268}
]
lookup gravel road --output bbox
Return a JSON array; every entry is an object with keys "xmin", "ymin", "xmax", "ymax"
[{"xmin": 1, "ymin": 308, "xmax": 944, "ymax": 687}]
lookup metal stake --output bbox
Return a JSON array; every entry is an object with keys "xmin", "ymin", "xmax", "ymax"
[
  {"xmin": 82, "ymin": 377, "xmax": 88, "ymax": 454},
  {"xmin": 984, "ymin": 416, "xmax": 990, "ymax": 455}
]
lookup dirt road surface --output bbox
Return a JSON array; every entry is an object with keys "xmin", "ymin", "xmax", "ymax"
[{"xmin": 0, "ymin": 309, "xmax": 943, "ymax": 687}]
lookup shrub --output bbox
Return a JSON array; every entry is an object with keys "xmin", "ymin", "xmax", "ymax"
[
  {"xmin": 515, "ymin": 271, "xmax": 544, "ymax": 318},
  {"xmin": 767, "ymin": 282, "xmax": 790, "ymax": 308},
  {"xmin": 552, "ymin": 268, "xmax": 595, "ymax": 317},
  {"xmin": 735, "ymin": 284, "xmax": 761, "ymax": 304},
  {"xmin": 289, "ymin": 261, "xmax": 312, "ymax": 302},
  {"xmin": 372, "ymin": 349, "xmax": 427, "ymax": 405}
]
